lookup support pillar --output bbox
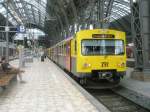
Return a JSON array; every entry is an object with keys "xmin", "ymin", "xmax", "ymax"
[
  {"xmin": 131, "ymin": 0, "xmax": 150, "ymax": 81},
  {"xmin": 6, "ymin": 0, "xmax": 10, "ymax": 62}
]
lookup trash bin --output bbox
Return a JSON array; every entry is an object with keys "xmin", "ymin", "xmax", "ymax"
[{"xmin": 41, "ymin": 56, "xmax": 44, "ymax": 62}]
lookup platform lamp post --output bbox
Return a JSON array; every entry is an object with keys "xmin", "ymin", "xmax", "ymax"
[{"xmin": 5, "ymin": 0, "xmax": 10, "ymax": 62}]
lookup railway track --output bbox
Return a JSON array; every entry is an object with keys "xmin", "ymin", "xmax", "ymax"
[
  {"xmin": 51, "ymin": 60, "xmax": 149, "ymax": 112},
  {"xmin": 86, "ymin": 88, "xmax": 150, "ymax": 112}
]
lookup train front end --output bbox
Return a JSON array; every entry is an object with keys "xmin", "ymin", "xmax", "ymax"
[{"xmin": 76, "ymin": 29, "xmax": 126, "ymax": 83}]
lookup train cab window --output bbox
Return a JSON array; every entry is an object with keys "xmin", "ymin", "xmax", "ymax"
[
  {"xmin": 81, "ymin": 39, "xmax": 124, "ymax": 55},
  {"xmin": 115, "ymin": 41, "xmax": 124, "ymax": 55}
]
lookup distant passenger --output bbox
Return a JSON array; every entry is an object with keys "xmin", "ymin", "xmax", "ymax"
[
  {"xmin": 40, "ymin": 51, "xmax": 45, "ymax": 62},
  {"xmin": 1, "ymin": 56, "xmax": 24, "ymax": 82}
]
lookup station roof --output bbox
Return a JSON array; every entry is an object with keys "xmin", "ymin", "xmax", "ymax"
[
  {"xmin": 108, "ymin": 0, "xmax": 130, "ymax": 22},
  {"xmin": 0, "ymin": 0, "xmax": 49, "ymax": 27},
  {"xmin": 0, "ymin": 0, "xmax": 131, "ymax": 36}
]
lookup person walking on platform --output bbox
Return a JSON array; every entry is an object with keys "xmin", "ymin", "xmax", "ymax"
[
  {"xmin": 40, "ymin": 51, "xmax": 44, "ymax": 62},
  {"xmin": 1, "ymin": 56, "xmax": 24, "ymax": 82}
]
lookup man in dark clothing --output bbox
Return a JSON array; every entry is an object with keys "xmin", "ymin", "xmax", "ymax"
[{"xmin": 1, "ymin": 61, "xmax": 12, "ymax": 72}]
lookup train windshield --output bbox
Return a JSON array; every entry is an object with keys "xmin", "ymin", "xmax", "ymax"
[{"xmin": 82, "ymin": 39, "xmax": 124, "ymax": 55}]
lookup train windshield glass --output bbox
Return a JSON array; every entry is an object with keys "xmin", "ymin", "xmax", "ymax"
[{"xmin": 82, "ymin": 39, "xmax": 124, "ymax": 55}]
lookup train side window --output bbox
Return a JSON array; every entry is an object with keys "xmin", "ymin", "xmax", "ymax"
[
  {"xmin": 58, "ymin": 46, "xmax": 60, "ymax": 55},
  {"xmin": 64, "ymin": 44, "xmax": 66, "ymax": 55},
  {"xmin": 60, "ymin": 45, "xmax": 62, "ymax": 55},
  {"xmin": 62, "ymin": 44, "xmax": 64, "ymax": 55},
  {"xmin": 75, "ymin": 40, "xmax": 77, "ymax": 55},
  {"xmin": 0, "ymin": 47, "xmax": 2, "ymax": 56},
  {"xmin": 59, "ymin": 45, "xmax": 61, "ymax": 55},
  {"xmin": 61, "ymin": 44, "xmax": 63, "ymax": 55}
]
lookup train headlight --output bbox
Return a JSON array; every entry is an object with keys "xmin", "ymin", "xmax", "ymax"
[
  {"xmin": 117, "ymin": 62, "xmax": 125, "ymax": 67},
  {"xmin": 83, "ymin": 63, "xmax": 91, "ymax": 68}
]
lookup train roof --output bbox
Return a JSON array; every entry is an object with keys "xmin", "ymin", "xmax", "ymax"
[
  {"xmin": 50, "ymin": 29, "xmax": 125, "ymax": 49},
  {"xmin": 76, "ymin": 29, "xmax": 125, "ymax": 34}
]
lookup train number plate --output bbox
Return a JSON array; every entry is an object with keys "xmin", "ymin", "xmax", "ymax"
[{"xmin": 101, "ymin": 62, "xmax": 109, "ymax": 67}]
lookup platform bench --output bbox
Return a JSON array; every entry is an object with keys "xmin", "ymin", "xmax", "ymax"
[{"xmin": 0, "ymin": 74, "xmax": 16, "ymax": 87}]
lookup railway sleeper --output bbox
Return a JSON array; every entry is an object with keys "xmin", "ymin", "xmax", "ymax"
[{"xmin": 111, "ymin": 105, "xmax": 146, "ymax": 112}]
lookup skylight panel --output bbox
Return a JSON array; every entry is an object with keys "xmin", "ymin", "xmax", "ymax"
[
  {"xmin": 17, "ymin": 3, "xmax": 22, "ymax": 8},
  {"xmin": 109, "ymin": 0, "xmax": 130, "ymax": 22},
  {"xmin": 0, "ymin": 6, "xmax": 6, "ymax": 14},
  {"xmin": 0, "ymin": 0, "xmax": 4, "ymax": 2}
]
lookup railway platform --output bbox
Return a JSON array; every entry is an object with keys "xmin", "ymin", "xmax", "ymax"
[
  {"xmin": 122, "ymin": 67, "xmax": 150, "ymax": 97},
  {"xmin": 0, "ymin": 58, "xmax": 110, "ymax": 112},
  {"xmin": 114, "ymin": 67, "xmax": 150, "ymax": 110}
]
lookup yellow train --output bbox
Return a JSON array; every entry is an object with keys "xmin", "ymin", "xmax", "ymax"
[{"xmin": 47, "ymin": 29, "xmax": 126, "ymax": 84}]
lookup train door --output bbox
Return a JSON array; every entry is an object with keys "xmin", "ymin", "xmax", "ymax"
[{"xmin": 66, "ymin": 41, "xmax": 71, "ymax": 71}]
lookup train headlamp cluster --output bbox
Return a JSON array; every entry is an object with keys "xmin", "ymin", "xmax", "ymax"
[
  {"xmin": 83, "ymin": 63, "xmax": 91, "ymax": 68},
  {"xmin": 117, "ymin": 62, "xmax": 125, "ymax": 67}
]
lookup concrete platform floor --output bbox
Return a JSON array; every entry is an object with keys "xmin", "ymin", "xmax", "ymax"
[
  {"xmin": 0, "ymin": 59, "xmax": 110, "ymax": 112},
  {"xmin": 121, "ymin": 67, "xmax": 150, "ymax": 97},
  {"xmin": 115, "ymin": 67, "xmax": 150, "ymax": 110}
]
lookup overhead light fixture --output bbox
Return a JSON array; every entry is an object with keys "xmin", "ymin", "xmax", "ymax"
[
  {"xmin": 46, "ymin": 18, "xmax": 56, "ymax": 21},
  {"xmin": 45, "ymin": 16, "xmax": 57, "ymax": 21},
  {"xmin": 133, "ymin": 0, "xmax": 137, "ymax": 3}
]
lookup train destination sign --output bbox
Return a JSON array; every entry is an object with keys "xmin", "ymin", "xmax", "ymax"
[{"xmin": 92, "ymin": 34, "xmax": 115, "ymax": 38}]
